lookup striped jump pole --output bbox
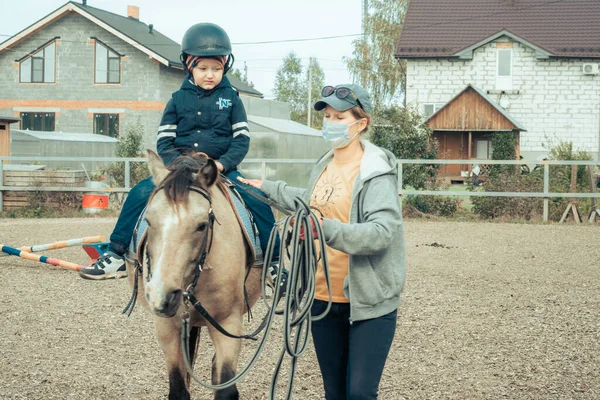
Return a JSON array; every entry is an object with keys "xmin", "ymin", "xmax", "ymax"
[
  {"xmin": 0, "ymin": 244, "xmax": 87, "ymax": 271},
  {"xmin": 19, "ymin": 235, "xmax": 106, "ymax": 253},
  {"xmin": 0, "ymin": 235, "xmax": 105, "ymax": 257}
]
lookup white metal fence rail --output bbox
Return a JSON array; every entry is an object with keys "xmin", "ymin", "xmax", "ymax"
[{"xmin": 1, "ymin": 157, "xmax": 599, "ymax": 222}]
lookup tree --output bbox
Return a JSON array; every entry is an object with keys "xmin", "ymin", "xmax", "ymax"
[
  {"xmin": 273, "ymin": 53, "xmax": 325, "ymax": 128},
  {"xmin": 344, "ymin": 0, "xmax": 407, "ymax": 109},
  {"xmin": 369, "ymin": 105, "xmax": 439, "ymax": 189},
  {"xmin": 230, "ymin": 61, "xmax": 255, "ymax": 88}
]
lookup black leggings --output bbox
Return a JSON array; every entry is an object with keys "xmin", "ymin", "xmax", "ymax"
[{"xmin": 310, "ymin": 300, "xmax": 397, "ymax": 400}]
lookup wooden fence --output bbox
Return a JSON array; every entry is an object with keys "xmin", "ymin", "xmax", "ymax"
[{"xmin": 2, "ymin": 170, "xmax": 86, "ymax": 210}]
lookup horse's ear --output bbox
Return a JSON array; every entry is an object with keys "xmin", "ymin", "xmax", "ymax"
[
  {"xmin": 198, "ymin": 159, "xmax": 218, "ymax": 188},
  {"xmin": 147, "ymin": 149, "xmax": 169, "ymax": 185}
]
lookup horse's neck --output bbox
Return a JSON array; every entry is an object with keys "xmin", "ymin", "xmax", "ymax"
[
  {"xmin": 210, "ymin": 183, "xmax": 242, "ymax": 236},
  {"xmin": 205, "ymin": 182, "xmax": 247, "ymax": 266}
]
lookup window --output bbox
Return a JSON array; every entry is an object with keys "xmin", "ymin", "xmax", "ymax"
[
  {"xmin": 475, "ymin": 139, "xmax": 493, "ymax": 159},
  {"xmin": 19, "ymin": 42, "xmax": 55, "ymax": 83},
  {"xmin": 94, "ymin": 114, "xmax": 119, "ymax": 137},
  {"xmin": 422, "ymin": 103, "xmax": 444, "ymax": 118},
  {"xmin": 95, "ymin": 41, "xmax": 121, "ymax": 84},
  {"xmin": 20, "ymin": 112, "xmax": 55, "ymax": 131},
  {"xmin": 496, "ymin": 49, "xmax": 512, "ymax": 90}
]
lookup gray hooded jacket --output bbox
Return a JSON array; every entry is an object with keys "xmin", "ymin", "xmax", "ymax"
[{"xmin": 261, "ymin": 140, "xmax": 406, "ymax": 322}]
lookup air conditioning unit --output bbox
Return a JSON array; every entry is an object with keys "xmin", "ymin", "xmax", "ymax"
[{"xmin": 582, "ymin": 63, "xmax": 599, "ymax": 75}]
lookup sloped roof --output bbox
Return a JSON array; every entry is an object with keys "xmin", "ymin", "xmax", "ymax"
[
  {"xmin": 0, "ymin": 116, "xmax": 21, "ymax": 124},
  {"xmin": 12, "ymin": 129, "xmax": 119, "ymax": 142},
  {"xmin": 396, "ymin": 0, "xmax": 600, "ymax": 59},
  {"xmin": 248, "ymin": 115, "xmax": 322, "ymax": 137},
  {"xmin": 0, "ymin": 1, "xmax": 263, "ymax": 97},
  {"xmin": 425, "ymin": 84, "xmax": 527, "ymax": 132}
]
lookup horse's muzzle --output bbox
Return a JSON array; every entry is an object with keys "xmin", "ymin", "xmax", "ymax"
[{"xmin": 152, "ymin": 289, "xmax": 182, "ymax": 317}]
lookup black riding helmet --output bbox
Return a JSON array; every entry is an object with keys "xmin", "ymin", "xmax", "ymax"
[{"xmin": 180, "ymin": 23, "xmax": 235, "ymax": 74}]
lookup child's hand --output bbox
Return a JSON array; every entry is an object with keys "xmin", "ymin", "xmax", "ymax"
[
  {"xmin": 237, "ymin": 177, "xmax": 263, "ymax": 190},
  {"xmin": 215, "ymin": 161, "xmax": 224, "ymax": 172}
]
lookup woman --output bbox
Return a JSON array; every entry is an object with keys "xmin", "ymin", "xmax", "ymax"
[{"xmin": 238, "ymin": 84, "xmax": 406, "ymax": 399}]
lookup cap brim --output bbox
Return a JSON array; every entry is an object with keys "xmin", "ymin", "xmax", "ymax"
[{"xmin": 314, "ymin": 96, "xmax": 357, "ymax": 112}]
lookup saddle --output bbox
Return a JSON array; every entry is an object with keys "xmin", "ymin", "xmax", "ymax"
[{"xmin": 125, "ymin": 180, "xmax": 263, "ymax": 266}]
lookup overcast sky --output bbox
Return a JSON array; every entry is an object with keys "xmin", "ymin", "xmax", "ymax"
[{"xmin": 1, "ymin": 0, "xmax": 362, "ymax": 98}]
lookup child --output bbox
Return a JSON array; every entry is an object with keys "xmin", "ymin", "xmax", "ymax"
[{"xmin": 79, "ymin": 23, "xmax": 282, "ymax": 285}]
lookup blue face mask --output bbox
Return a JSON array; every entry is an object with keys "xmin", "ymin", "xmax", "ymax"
[{"xmin": 321, "ymin": 120, "xmax": 360, "ymax": 149}]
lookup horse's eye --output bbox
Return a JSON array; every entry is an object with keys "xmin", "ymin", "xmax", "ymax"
[{"xmin": 196, "ymin": 223, "xmax": 207, "ymax": 232}]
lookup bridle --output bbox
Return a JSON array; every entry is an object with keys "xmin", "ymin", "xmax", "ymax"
[{"xmin": 124, "ymin": 183, "xmax": 260, "ymax": 340}]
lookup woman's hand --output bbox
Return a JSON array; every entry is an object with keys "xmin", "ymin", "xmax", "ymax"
[
  {"xmin": 237, "ymin": 176, "xmax": 264, "ymax": 190},
  {"xmin": 214, "ymin": 161, "xmax": 225, "ymax": 172}
]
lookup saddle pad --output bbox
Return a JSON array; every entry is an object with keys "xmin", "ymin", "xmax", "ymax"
[{"xmin": 126, "ymin": 184, "xmax": 263, "ymax": 265}]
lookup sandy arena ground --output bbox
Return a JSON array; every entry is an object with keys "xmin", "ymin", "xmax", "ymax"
[{"xmin": 0, "ymin": 218, "xmax": 599, "ymax": 399}]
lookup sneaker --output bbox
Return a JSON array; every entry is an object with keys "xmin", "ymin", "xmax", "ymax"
[
  {"xmin": 268, "ymin": 263, "xmax": 288, "ymax": 302},
  {"xmin": 79, "ymin": 251, "xmax": 127, "ymax": 280}
]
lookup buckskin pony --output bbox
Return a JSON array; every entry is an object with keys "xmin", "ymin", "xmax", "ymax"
[{"xmin": 126, "ymin": 150, "xmax": 263, "ymax": 400}]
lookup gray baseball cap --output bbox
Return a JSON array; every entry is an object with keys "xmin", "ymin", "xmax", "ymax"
[{"xmin": 314, "ymin": 84, "xmax": 373, "ymax": 113}]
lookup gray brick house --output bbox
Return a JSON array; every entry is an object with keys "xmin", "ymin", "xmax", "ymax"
[{"xmin": 0, "ymin": 1, "xmax": 264, "ymax": 150}]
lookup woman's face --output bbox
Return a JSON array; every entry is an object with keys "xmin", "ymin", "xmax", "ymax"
[{"xmin": 323, "ymin": 105, "xmax": 367, "ymax": 137}]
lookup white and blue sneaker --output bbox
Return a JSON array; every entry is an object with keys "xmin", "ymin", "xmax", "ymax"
[
  {"xmin": 268, "ymin": 262, "xmax": 288, "ymax": 302},
  {"xmin": 79, "ymin": 251, "xmax": 127, "ymax": 280}
]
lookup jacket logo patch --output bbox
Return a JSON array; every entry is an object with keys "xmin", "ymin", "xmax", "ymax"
[{"xmin": 217, "ymin": 98, "xmax": 232, "ymax": 110}]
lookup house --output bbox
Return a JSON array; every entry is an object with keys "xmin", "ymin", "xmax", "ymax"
[
  {"xmin": 0, "ymin": 1, "xmax": 263, "ymax": 149},
  {"xmin": 396, "ymin": 0, "xmax": 600, "ymax": 178}
]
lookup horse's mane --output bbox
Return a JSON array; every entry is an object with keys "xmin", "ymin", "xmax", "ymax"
[{"xmin": 156, "ymin": 153, "xmax": 210, "ymax": 205}]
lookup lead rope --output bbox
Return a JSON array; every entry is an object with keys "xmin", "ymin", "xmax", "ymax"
[{"xmin": 267, "ymin": 197, "xmax": 332, "ymax": 399}]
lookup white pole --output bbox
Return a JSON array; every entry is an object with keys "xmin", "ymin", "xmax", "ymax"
[{"xmin": 307, "ymin": 60, "xmax": 312, "ymax": 128}]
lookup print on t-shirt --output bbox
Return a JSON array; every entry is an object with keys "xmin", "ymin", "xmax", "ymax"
[{"xmin": 311, "ymin": 172, "xmax": 343, "ymax": 216}]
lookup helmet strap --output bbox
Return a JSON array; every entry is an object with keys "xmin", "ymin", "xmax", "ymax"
[{"xmin": 224, "ymin": 54, "xmax": 234, "ymax": 75}]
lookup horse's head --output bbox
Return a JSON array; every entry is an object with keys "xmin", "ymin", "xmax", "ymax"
[{"xmin": 143, "ymin": 150, "xmax": 218, "ymax": 317}]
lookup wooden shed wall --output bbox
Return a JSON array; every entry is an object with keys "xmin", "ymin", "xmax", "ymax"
[{"xmin": 427, "ymin": 87, "xmax": 519, "ymax": 132}]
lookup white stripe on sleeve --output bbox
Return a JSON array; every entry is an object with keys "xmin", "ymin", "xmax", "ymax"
[
  {"xmin": 157, "ymin": 132, "xmax": 177, "ymax": 140},
  {"xmin": 233, "ymin": 129, "xmax": 250, "ymax": 138},
  {"xmin": 232, "ymin": 122, "xmax": 249, "ymax": 131},
  {"xmin": 158, "ymin": 124, "xmax": 177, "ymax": 132}
]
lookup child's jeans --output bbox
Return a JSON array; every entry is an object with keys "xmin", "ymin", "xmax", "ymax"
[{"xmin": 109, "ymin": 171, "xmax": 281, "ymax": 259}]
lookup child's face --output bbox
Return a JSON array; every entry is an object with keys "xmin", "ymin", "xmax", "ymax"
[{"xmin": 191, "ymin": 58, "xmax": 224, "ymax": 90}]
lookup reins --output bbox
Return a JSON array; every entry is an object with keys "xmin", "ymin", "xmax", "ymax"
[{"xmin": 122, "ymin": 181, "xmax": 332, "ymax": 398}]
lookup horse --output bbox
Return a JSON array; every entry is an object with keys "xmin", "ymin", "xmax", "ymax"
[{"xmin": 126, "ymin": 150, "xmax": 263, "ymax": 400}]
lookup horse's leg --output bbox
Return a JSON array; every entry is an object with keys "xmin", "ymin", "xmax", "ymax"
[
  {"xmin": 154, "ymin": 318, "xmax": 191, "ymax": 400},
  {"xmin": 207, "ymin": 315, "xmax": 243, "ymax": 400}
]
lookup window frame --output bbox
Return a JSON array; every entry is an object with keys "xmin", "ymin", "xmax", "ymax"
[
  {"xmin": 422, "ymin": 103, "xmax": 444, "ymax": 118},
  {"xmin": 18, "ymin": 39, "xmax": 57, "ymax": 84},
  {"xmin": 93, "ymin": 39, "xmax": 122, "ymax": 84},
  {"xmin": 93, "ymin": 113, "xmax": 120, "ymax": 138},
  {"xmin": 19, "ymin": 112, "xmax": 56, "ymax": 131},
  {"xmin": 474, "ymin": 138, "xmax": 494, "ymax": 160},
  {"xmin": 495, "ymin": 48, "xmax": 513, "ymax": 91}
]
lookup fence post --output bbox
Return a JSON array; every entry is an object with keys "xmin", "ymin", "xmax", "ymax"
[
  {"xmin": 124, "ymin": 160, "xmax": 131, "ymax": 190},
  {"xmin": 0, "ymin": 161, "xmax": 3, "ymax": 213},
  {"xmin": 398, "ymin": 162, "xmax": 403, "ymax": 209},
  {"xmin": 261, "ymin": 161, "xmax": 267, "ymax": 181},
  {"xmin": 543, "ymin": 162, "xmax": 549, "ymax": 222}
]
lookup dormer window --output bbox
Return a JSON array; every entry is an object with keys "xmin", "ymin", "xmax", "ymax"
[
  {"xmin": 94, "ymin": 40, "xmax": 121, "ymax": 84},
  {"xmin": 19, "ymin": 41, "xmax": 56, "ymax": 83}
]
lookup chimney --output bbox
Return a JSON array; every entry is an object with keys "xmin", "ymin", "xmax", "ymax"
[
  {"xmin": 127, "ymin": 5, "xmax": 139, "ymax": 20},
  {"xmin": 149, "ymin": 24, "xmax": 154, "ymax": 34},
  {"xmin": 82, "ymin": 0, "xmax": 87, "ymax": 5}
]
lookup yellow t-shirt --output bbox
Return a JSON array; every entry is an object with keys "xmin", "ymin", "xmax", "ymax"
[{"xmin": 310, "ymin": 153, "xmax": 363, "ymax": 303}]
